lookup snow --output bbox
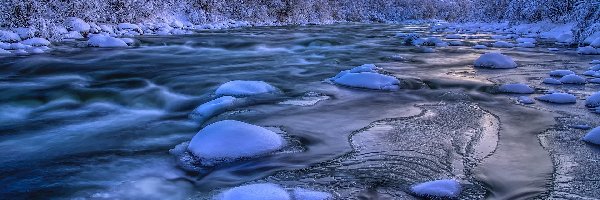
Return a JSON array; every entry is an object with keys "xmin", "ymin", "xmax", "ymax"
[
  {"xmin": 535, "ymin": 93, "xmax": 577, "ymax": 104},
  {"xmin": 411, "ymin": 179, "xmax": 461, "ymax": 198},
  {"xmin": 292, "ymin": 188, "xmax": 332, "ymax": 200},
  {"xmin": 189, "ymin": 96, "xmax": 238, "ymax": 121},
  {"xmin": 20, "ymin": 38, "xmax": 50, "ymax": 46},
  {"xmin": 474, "ymin": 53, "xmax": 517, "ymax": 69},
  {"xmin": 216, "ymin": 183, "xmax": 291, "ymax": 200},
  {"xmin": 187, "ymin": 120, "xmax": 284, "ymax": 160},
  {"xmin": 14, "ymin": 28, "xmax": 35, "ymax": 39},
  {"xmin": 118, "ymin": 23, "xmax": 142, "ymax": 33},
  {"xmin": 549, "ymin": 70, "xmax": 575, "ymax": 77},
  {"xmin": 7, "ymin": 43, "xmax": 29, "ymax": 50},
  {"xmin": 498, "ymin": 83, "xmax": 534, "ymax": 94},
  {"xmin": 585, "ymin": 92, "xmax": 600, "ymax": 108},
  {"xmin": 516, "ymin": 38, "xmax": 536, "ymax": 43},
  {"xmin": 66, "ymin": 17, "xmax": 91, "ymax": 33},
  {"xmin": 63, "ymin": 31, "xmax": 84, "ymax": 39},
  {"xmin": 88, "ymin": 35, "xmax": 128, "ymax": 48},
  {"xmin": 332, "ymin": 72, "xmax": 400, "ymax": 91},
  {"xmin": 577, "ymin": 46, "xmax": 600, "ymax": 55},
  {"xmin": 493, "ymin": 41, "xmax": 515, "ymax": 48},
  {"xmin": 215, "ymin": 80, "xmax": 279, "ymax": 96},
  {"xmin": 559, "ymin": 74, "xmax": 586, "ymax": 84},
  {"xmin": 0, "ymin": 30, "xmax": 21, "ymax": 42},
  {"xmin": 119, "ymin": 38, "xmax": 135, "ymax": 45},
  {"xmin": 582, "ymin": 127, "xmax": 600, "ymax": 145},
  {"xmin": 518, "ymin": 96, "xmax": 535, "ymax": 104},
  {"xmin": 472, "ymin": 45, "xmax": 488, "ymax": 49}
]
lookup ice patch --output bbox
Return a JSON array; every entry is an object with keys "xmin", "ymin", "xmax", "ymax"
[
  {"xmin": 474, "ymin": 53, "xmax": 517, "ymax": 69},
  {"xmin": 583, "ymin": 127, "xmax": 600, "ymax": 145},
  {"xmin": 585, "ymin": 92, "xmax": 600, "ymax": 108},
  {"xmin": 215, "ymin": 183, "xmax": 291, "ymax": 200},
  {"xmin": 189, "ymin": 96, "xmax": 238, "ymax": 122},
  {"xmin": 498, "ymin": 83, "xmax": 534, "ymax": 94},
  {"xmin": 88, "ymin": 35, "xmax": 128, "ymax": 48},
  {"xmin": 549, "ymin": 70, "xmax": 575, "ymax": 77},
  {"xmin": 215, "ymin": 80, "xmax": 279, "ymax": 96},
  {"xmin": 411, "ymin": 179, "xmax": 461, "ymax": 198},
  {"xmin": 559, "ymin": 74, "xmax": 586, "ymax": 84},
  {"xmin": 187, "ymin": 120, "xmax": 284, "ymax": 160},
  {"xmin": 536, "ymin": 93, "xmax": 577, "ymax": 104},
  {"xmin": 20, "ymin": 38, "xmax": 50, "ymax": 46},
  {"xmin": 292, "ymin": 188, "xmax": 332, "ymax": 200}
]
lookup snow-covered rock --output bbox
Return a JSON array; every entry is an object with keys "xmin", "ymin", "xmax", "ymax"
[
  {"xmin": 215, "ymin": 183, "xmax": 290, "ymax": 200},
  {"xmin": 445, "ymin": 34, "xmax": 462, "ymax": 39},
  {"xmin": 536, "ymin": 93, "xmax": 577, "ymax": 104},
  {"xmin": 498, "ymin": 83, "xmax": 534, "ymax": 94},
  {"xmin": 516, "ymin": 38, "xmax": 536, "ymax": 43},
  {"xmin": 549, "ymin": 70, "xmax": 575, "ymax": 77},
  {"xmin": 66, "ymin": 17, "xmax": 90, "ymax": 33},
  {"xmin": 0, "ymin": 49, "xmax": 11, "ymax": 55},
  {"xmin": 472, "ymin": 44, "xmax": 488, "ymax": 49},
  {"xmin": 474, "ymin": 53, "xmax": 517, "ymax": 69},
  {"xmin": 28, "ymin": 48, "xmax": 45, "ymax": 54},
  {"xmin": 117, "ymin": 23, "xmax": 143, "ymax": 34},
  {"xmin": 332, "ymin": 72, "xmax": 400, "ymax": 91},
  {"xmin": 7, "ymin": 43, "xmax": 29, "ymax": 50},
  {"xmin": 591, "ymin": 38, "xmax": 600, "ymax": 48},
  {"xmin": 119, "ymin": 38, "xmax": 135, "ymax": 45},
  {"xmin": 547, "ymin": 48, "xmax": 559, "ymax": 51},
  {"xmin": 589, "ymin": 64, "xmax": 600, "ymax": 71},
  {"xmin": 493, "ymin": 41, "xmax": 515, "ymax": 48},
  {"xmin": 559, "ymin": 74, "xmax": 586, "ymax": 84},
  {"xmin": 0, "ymin": 30, "xmax": 21, "ymax": 42},
  {"xmin": 187, "ymin": 120, "xmax": 284, "ymax": 160},
  {"xmin": 88, "ymin": 35, "xmax": 128, "ymax": 48},
  {"xmin": 215, "ymin": 80, "xmax": 279, "ymax": 96},
  {"xmin": 448, "ymin": 41, "xmax": 463, "ymax": 46},
  {"xmin": 583, "ymin": 127, "xmax": 600, "ymax": 145},
  {"xmin": 584, "ymin": 70, "xmax": 597, "ymax": 76},
  {"xmin": 542, "ymin": 78, "xmax": 562, "ymax": 85},
  {"xmin": 577, "ymin": 46, "xmax": 599, "ymax": 55},
  {"xmin": 20, "ymin": 38, "xmax": 50, "ymax": 46},
  {"xmin": 518, "ymin": 96, "xmax": 535, "ymax": 104},
  {"xmin": 417, "ymin": 47, "xmax": 436, "ymax": 53},
  {"xmin": 517, "ymin": 42, "xmax": 535, "ymax": 48},
  {"xmin": 591, "ymin": 60, "xmax": 600, "ymax": 64},
  {"xmin": 189, "ymin": 96, "xmax": 238, "ymax": 121},
  {"xmin": 585, "ymin": 92, "xmax": 600, "ymax": 107},
  {"xmin": 63, "ymin": 31, "xmax": 84, "ymax": 39},
  {"xmin": 13, "ymin": 28, "xmax": 35, "ymax": 39},
  {"xmin": 292, "ymin": 188, "xmax": 332, "ymax": 200},
  {"xmin": 411, "ymin": 179, "xmax": 461, "ymax": 198},
  {"xmin": 590, "ymin": 78, "xmax": 600, "ymax": 84}
]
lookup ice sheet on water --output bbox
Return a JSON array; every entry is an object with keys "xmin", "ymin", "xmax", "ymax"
[
  {"xmin": 493, "ymin": 41, "xmax": 515, "ymax": 48},
  {"xmin": 518, "ymin": 96, "xmax": 535, "ymax": 104}
]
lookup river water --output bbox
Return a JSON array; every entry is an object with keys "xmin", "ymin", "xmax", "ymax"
[{"xmin": 0, "ymin": 24, "xmax": 599, "ymax": 199}]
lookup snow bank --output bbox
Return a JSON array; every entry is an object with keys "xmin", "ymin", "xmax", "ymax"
[
  {"xmin": 332, "ymin": 72, "xmax": 400, "ymax": 91},
  {"xmin": 292, "ymin": 188, "xmax": 333, "ymax": 200},
  {"xmin": 549, "ymin": 70, "xmax": 575, "ymax": 77},
  {"xmin": 66, "ymin": 17, "xmax": 91, "ymax": 33},
  {"xmin": 187, "ymin": 120, "xmax": 284, "ymax": 160},
  {"xmin": 585, "ymin": 92, "xmax": 600, "ymax": 108},
  {"xmin": 535, "ymin": 93, "xmax": 577, "ymax": 104},
  {"xmin": 0, "ymin": 30, "xmax": 21, "ymax": 42},
  {"xmin": 493, "ymin": 41, "xmax": 515, "ymax": 48},
  {"xmin": 20, "ymin": 38, "xmax": 50, "ymax": 46},
  {"xmin": 498, "ymin": 83, "xmax": 534, "ymax": 94},
  {"xmin": 583, "ymin": 127, "xmax": 600, "ymax": 145},
  {"xmin": 216, "ymin": 183, "xmax": 291, "ymax": 200},
  {"xmin": 559, "ymin": 74, "xmax": 586, "ymax": 84},
  {"xmin": 189, "ymin": 96, "xmax": 238, "ymax": 122},
  {"xmin": 411, "ymin": 179, "xmax": 461, "ymax": 198},
  {"xmin": 88, "ymin": 35, "xmax": 128, "ymax": 48},
  {"xmin": 474, "ymin": 53, "xmax": 517, "ymax": 69},
  {"xmin": 215, "ymin": 80, "xmax": 279, "ymax": 96}
]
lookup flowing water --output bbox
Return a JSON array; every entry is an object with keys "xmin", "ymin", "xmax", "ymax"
[{"xmin": 0, "ymin": 24, "xmax": 599, "ymax": 199}]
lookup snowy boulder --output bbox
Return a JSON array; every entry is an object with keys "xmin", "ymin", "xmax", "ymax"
[
  {"xmin": 66, "ymin": 17, "xmax": 90, "ymax": 33},
  {"xmin": 498, "ymin": 83, "xmax": 534, "ymax": 94},
  {"xmin": 549, "ymin": 70, "xmax": 575, "ymax": 77},
  {"xmin": 585, "ymin": 92, "xmax": 600, "ymax": 107},
  {"xmin": 21, "ymin": 38, "xmax": 50, "ymax": 46},
  {"xmin": 0, "ymin": 30, "xmax": 21, "ymax": 42},
  {"xmin": 584, "ymin": 70, "xmax": 597, "ymax": 76},
  {"xmin": 517, "ymin": 42, "xmax": 535, "ymax": 48},
  {"xmin": 293, "ymin": 188, "xmax": 332, "ymax": 200},
  {"xmin": 591, "ymin": 60, "xmax": 600, "ymax": 64},
  {"xmin": 7, "ymin": 43, "xmax": 29, "ymax": 50},
  {"xmin": 88, "ymin": 35, "xmax": 128, "ymax": 48},
  {"xmin": 332, "ymin": 72, "xmax": 400, "ymax": 91},
  {"xmin": 590, "ymin": 78, "xmax": 600, "ymax": 84},
  {"xmin": 559, "ymin": 74, "xmax": 586, "ymax": 84},
  {"xmin": 582, "ymin": 127, "xmax": 600, "ymax": 145},
  {"xmin": 63, "ymin": 31, "xmax": 84, "ymax": 39},
  {"xmin": 589, "ymin": 64, "xmax": 600, "ymax": 71},
  {"xmin": 493, "ymin": 41, "xmax": 515, "ymax": 48},
  {"xmin": 117, "ymin": 23, "xmax": 143, "ymax": 34},
  {"xmin": 577, "ymin": 46, "xmax": 599, "ymax": 55},
  {"xmin": 516, "ymin": 38, "xmax": 536, "ymax": 43},
  {"xmin": 215, "ymin": 183, "xmax": 290, "ymax": 200},
  {"xmin": 215, "ymin": 80, "xmax": 279, "ymax": 96},
  {"xmin": 535, "ymin": 93, "xmax": 577, "ymax": 104},
  {"xmin": 28, "ymin": 48, "xmax": 45, "ymax": 54},
  {"xmin": 474, "ymin": 53, "xmax": 517, "ymax": 69},
  {"xmin": 187, "ymin": 120, "xmax": 284, "ymax": 160},
  {"xmin": 518, "ymin": 96, "xmax": 535, "ymax": 104},
  {"xmin": 472, "ymin": 45, "xmax": 488, "ymax": 49},
  {"xmin": 445, "ymin": 34, "xmax": 462, "ymax": 39},
  {"xmin": 190, "ymin": 96, "xmax": 238, "ymax": 121},
  {"xmin": 411, "ymin": 179, "xmax": 461, "ymax": 198}
]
